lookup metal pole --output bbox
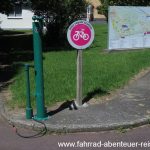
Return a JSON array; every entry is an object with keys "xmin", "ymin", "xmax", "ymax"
[
  {"xmin": 25, "ymin": 64, "xmax": 33, "ymax": 119},
  {"xmin": 32, "ymin": 16, "xmax": 47, "ymax": 120},
  {"xmin": 76, "ymin": 50, "xmax": 83, "ymax": 106}
]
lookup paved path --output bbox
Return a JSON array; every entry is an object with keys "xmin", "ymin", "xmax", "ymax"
[{"xmin": 91, "ymin": 18, "xmax": 107, "ymax": 24}]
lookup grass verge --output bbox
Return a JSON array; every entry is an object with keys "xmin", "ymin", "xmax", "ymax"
[{"xmin": 8, "ymin": 24, "xmax": 150, "ymax": 108}]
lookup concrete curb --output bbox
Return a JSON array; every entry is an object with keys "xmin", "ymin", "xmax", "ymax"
[{"xmin": 1, "ymin": 95, "xmax": 150, "ymax": 134}]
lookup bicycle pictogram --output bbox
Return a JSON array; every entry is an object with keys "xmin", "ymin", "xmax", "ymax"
[
  {"xmin": 67, "ymin": 20, "xmax": 94, "ymax": 49},
  {"xmin": 73, "ymin": 29, "xmax": 89, "ymax": 41}
]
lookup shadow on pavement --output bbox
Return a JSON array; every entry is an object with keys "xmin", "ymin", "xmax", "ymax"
[
  {"xmin": 83, "ymin": 88, "xmax": 108, "ymax": 104},
  {"xmin": 47, "ymin": 100, "xmax": 76, "ymax": 116},
  {"xmin": 47, "ymin": 88, "xmax": 108, "ymax": 116}
]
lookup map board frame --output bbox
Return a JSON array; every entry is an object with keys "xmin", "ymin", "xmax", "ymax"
[{"xmin": 108, "ymin": 6, "xmax": 150, "ymax": 51}]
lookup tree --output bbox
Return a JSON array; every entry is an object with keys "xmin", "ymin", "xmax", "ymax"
[
  {"xmin": 97, "ymin": 0, "xmax": 150, "ymax": 21},
  {"xmin": 0, "ymin": 0, "xmax": 31, "ymax": 15},
  {"xmin": 31, "ymin": 0, "xmax": 88, "ymax": 46},
  {"xmin": 0, "ymin": 0, "xmax": 13, "ymax": 14}
]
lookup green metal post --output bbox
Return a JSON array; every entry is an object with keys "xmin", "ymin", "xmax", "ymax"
[
  {"xmin": 25, "ymin": 64, "xmax": 33, "ymax": 119},
  {"xmin": 32, "ymin": 16, "xmax": 48, "ymax": 120}
]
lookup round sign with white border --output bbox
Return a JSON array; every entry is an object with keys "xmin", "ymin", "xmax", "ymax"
[{"xmin": 67, "ymin": 20, "xmax": 95, "ymax": 49}]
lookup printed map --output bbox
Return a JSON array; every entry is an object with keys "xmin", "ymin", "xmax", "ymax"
[{"xmin": 108, "ymin": 6, "xmax": 150, "ymax": 50}]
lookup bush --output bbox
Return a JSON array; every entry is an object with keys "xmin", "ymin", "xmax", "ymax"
[
  {"xmin": 31, "ymin": 0, "xmax": 88, "ymax": 46},
  {"xmin": 0, "ymin": 0, "xmax": 13, "ymax": 14},
  {"xmin": 97, "ymin": 0, "xmax": 150, "ymax": 21}
]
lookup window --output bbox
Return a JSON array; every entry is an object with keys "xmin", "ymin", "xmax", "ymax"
[{"xmin": 8, "ymin": 4, "xmax": 22, "ymax": 18}]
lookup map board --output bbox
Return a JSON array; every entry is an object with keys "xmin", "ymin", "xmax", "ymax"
[{"xmin": 108, "ymin": 6, "xmax": 150, "ymax": 50}]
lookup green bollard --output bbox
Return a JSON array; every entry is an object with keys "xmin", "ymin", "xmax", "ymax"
[
  {"xmin": 25, "ymin": 64, "xmax": 33, "ymax": 119},
  {"xmin": 32, "ymin": 16, "xmax": 48, "ymax": 120}
]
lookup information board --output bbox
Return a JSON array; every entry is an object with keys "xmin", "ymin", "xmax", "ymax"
[{"xmin": 108, "ymin": 6, "xmax": 150, "ymax": 50}]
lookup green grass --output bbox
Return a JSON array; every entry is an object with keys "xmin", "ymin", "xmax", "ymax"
[{"xmin": 9, "ymin": 24, "xmax": 150, "ymax": 108}]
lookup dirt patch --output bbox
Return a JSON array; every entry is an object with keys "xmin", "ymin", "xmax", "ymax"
[{"xmin": 1, "ymin": 88, "xmax": 25, "ymax": 116}]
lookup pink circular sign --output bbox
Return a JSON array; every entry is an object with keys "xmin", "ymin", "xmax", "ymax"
[{"xmin": 67, "ymin": 20, "xmax": 95, "ymax": 49}]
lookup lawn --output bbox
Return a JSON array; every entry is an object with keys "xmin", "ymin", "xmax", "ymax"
[{"xmin": 9, "ymin": 24, "xmax": 150, "ymax": 108}]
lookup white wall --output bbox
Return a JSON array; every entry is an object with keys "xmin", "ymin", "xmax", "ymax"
[{"xmin": 0, "ymin": 9, "xmax": 34, "ymax": 30}]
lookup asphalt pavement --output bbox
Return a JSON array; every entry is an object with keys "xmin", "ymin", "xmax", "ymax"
[{"xmin": 0, "ymin": 115, "xmax": 150, "ymax": 150}]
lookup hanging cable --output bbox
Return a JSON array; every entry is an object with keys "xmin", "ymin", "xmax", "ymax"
[{"xmin": 12, "ymin": 118, "xmax": 47, "ymax": 138}]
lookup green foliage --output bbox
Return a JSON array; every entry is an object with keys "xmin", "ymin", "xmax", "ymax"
[
  {"xmin": 31, "ymin": 0, "xmax": 87, "ymax": 46},
  {"xmin": 117, "ymin": 126, "xmax": 127, "ymax": 133},
  {"xmin": 97, "ymin": 0, "xmax": 150, "ymax": 20},
  {"xmin": 0, "ymin": 0, "xmax": 31, "ymax": 15},
  {"xmin": 0, "ymin": 0, "xmax": 13, "ymax": 14}
]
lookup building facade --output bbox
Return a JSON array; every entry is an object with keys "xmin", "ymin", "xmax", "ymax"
[
  {"xmin": 0, "ymin": 2, "xmax": 33, "ymax": 30},
  {"xmin": 0, "ymin": 9, "xmax": 33, "ymax": 29},
  {"xmin": 87, "ymin": 0, "xmax": 104, "ymax": 19}
]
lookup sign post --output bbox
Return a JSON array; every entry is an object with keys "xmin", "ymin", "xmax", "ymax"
[
  {"xmin": 76, "ymin": 50, "xmax": 83, "ymax": 106},
  {"xmin": 67, "ymin": 20, "xmax": 94, "ymax": 107}
]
